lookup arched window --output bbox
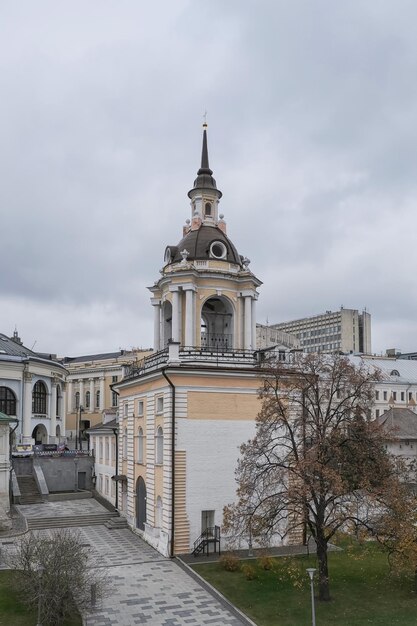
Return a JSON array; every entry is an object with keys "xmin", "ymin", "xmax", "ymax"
[
  {"xmin": 32, "ymin": 381, "xmax": 47, "ymax": 415},
  {"xmin": 123, "ymin": 428, "xmax": 128, "ymax": 458},
  {"xmin": 156, "ymin": 496, "xmax": 163, "ymax": 528},
  {"xmin": 0, "ymin": 387, "xmax": 16, "ymax": 416},
  {"xmin": 205, "ymin": 202, "xmax": 212, "ymax": 216},
  {"xmin": 75, "ymin": 392, "xmax": 80, "ymax": 410},
  {"xmin": 155, "ymin": 427, "xmax": 163, "ymax": 465},
  {"xmin": 137, "ymin": 427, "xmax": 144, "ymax": 464},
  {"xmin": 96, "ymin": 390, "xmax": 100, "ymax": 409},
  {"xmin": 85, "ymin": 391, "xmax": 90, "ymax": 409}
]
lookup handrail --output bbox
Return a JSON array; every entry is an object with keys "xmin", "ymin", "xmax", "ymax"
[{"xmin": 193, "ymin": 525, "xmax": 221, "ymax": 551}]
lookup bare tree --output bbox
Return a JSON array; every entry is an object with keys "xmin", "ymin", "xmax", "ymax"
[
  {"xmin": 224, "ymin": 353, "xmax": 405, "ymax": 601},
  {"xmin": 7, "ymin": 528, "xmax": 108, "ymax": 625}
]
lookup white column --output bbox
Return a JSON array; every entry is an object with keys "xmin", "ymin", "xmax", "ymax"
[
  {"xmin": 152, "ymin": 300, "xmax": 161, "ymax": 351},
  {"xmin": 79, "ymin": 379, "xmax": 84, "ymax": 409},
  {"xmin": 22, "ymin": 372, "xmax": 33, "ymax": 445},
  {"xmin": 172, "ymin": 289, "xmax": 180, "ymax": 343},
  {"xmin": 184, "ymin": 288, "xmax": 195, "ymax": 347},
  {"xmin": 89, "ymin": 379, "xmax": 95, "ymax": 413},
  {"xmin": 244, "ymin": 296, "xmax": 252, "ymax": 350},
  {"xmin": 50, "ymin": 380, "xmax": 57, "ymax": 442},
  {"xmin": 62, "ymin": 383, "xmax": 67, "ymax": 440},
  {"xmin": 251, "ymin": 297, "xmax": 257, "ymax": 350},
  {"xmin": 67, "ymin": 380, "xmax": 73, "ymax": 413},
  {"xmin": 99, "ymin": 377, "xmax": 105, "ymax": 411}
]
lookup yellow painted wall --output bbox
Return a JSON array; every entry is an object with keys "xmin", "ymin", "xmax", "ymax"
[{"xmin": 188, "ymin": 390, "xmax": 261, "ymax": 421}]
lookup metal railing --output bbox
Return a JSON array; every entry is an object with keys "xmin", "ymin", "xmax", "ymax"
[
  {"xmin": 123, "ymin": 346, "xmax": 257, "ymax": 380},
  {"xmin": 193, "ymin": 525, "xmax": 221, "ymax": 556}
]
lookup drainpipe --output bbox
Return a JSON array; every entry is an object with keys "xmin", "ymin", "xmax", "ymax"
[
  {"xmin": 162, "ymin": 369, "xmax": 175, "ymax": 558},
  {"xmin": 9, "ymin": 421, "xmax": 19, "ymax": 508},
  {"xmin": 112, "ymin": 427, "xmax": 119, "ymax": 509}
]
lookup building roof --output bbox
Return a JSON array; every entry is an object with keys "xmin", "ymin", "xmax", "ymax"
[
  {"xmin": 354, "ymin": 356, "xmax": 417, "ymax": 384},
  {"xmin": 87, "ymin": 419, "xmax": 118, "ymax": 433},
  {"xmin": 0, "ymin": 333, "xmax": 66, "ymax": 371},
  {"xmin": 0, "ymin": 411, "xmax": 18, "ymax": 423},
  {"xmin": 376, "ymin": 408, "xmax": 417, "ymax": 440},
  {"xmin": 170, "ymin": 224, "xmax": 242, "ymax": 265},
  {"xmin": 62, "ymin": 351, "xmax": 125, "ymax": 365},
  {"xmin": 0, "ymin": 333, "xmax": 39, "ymax": 358}
]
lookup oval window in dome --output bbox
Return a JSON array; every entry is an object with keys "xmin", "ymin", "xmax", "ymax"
[
  {"xmin": 210, "ymin": 241, "xmax": 227, "ymax": 259},
  {"xmin": 164, "ymin": 248, "xmax": 172, "ymax": 264}
]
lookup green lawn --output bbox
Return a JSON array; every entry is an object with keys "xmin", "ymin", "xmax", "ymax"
[
  {"xmin": 193, "ymin": 543, "xmax": 417, "ymax": 625},
  {"xmin": 0, "ymin": 570, "xmax": 82, "ymax": 626}
]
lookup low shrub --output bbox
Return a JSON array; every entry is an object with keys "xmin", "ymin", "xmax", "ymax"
[
  {"xmin": 258, "ymin": 555, "xmax": 274, "ymax": 570},
  {"xmin": 219, "ymin": 553, "xmax": 240, "ymax": 572},
  {"xmin": 241, "ymin": 564, "xmax": 257, "ymax": 580}
]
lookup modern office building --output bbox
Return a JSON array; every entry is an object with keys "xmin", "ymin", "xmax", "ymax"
[{"xmin": 265, "ymin": 307, "xmax": 371, "ymax": 354}]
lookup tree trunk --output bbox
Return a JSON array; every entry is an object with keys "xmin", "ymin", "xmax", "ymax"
[
  {"xmin": 316, "ymin": 532, "xmax": 331, "ymax": 601},
  {"xmin": 414, "ymin": 566, "xmax": 417, "ymax": 594}
]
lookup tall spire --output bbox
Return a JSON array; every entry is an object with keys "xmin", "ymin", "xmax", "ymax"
[
  {"xmin": 198, "ymin": 123, "xmax": 212, "ymax": 174},
  {"xmin": 188, "ymin": 122, "xmax": 222, "ymax": 198}
]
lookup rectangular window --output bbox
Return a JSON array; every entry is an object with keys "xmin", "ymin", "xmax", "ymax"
[
  {"xmin": 401, "ymin": 392, "xmax": 405, "ymax": 402},
  {"xmin": 383, "ymin": 391, "xmax": 387, "ymax": 401},
  {"xmin": 138, "ymin": 400, "xmax": 144, "ymax": 416},
  {"xmin": 375, "ymin": 409, "xmax": 380, "ymax": 418},
  {"xmin": 124, "ymin": 403, "xmax": 128, "ymax": 417},
  {"xmin": 393, "ymin": 392, "xmax": 397, "ymax": 401},
  {"xmin": 112, "ymin": 375, "xmax": 118, "ymax": 383},
  {"xmin": 375, "ymin": 391, "xmax": 380, "ymax": 400},
  {"xmin": 156, "ymin": 396, "xmax": 164, "ymax": 414},
  {"xmin": 112, "ymin": 391, "xmax": 118, "ymax": 407}
]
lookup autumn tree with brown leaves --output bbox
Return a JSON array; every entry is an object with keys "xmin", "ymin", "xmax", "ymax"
[{"xmin": 224, "ymin": 353, "xmax": 407, "ymax": 602}]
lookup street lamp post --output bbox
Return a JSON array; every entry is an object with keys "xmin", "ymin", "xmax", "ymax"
[
  {"xmin": 36, "ymin": 564, "xmax": 44, "ymax": 626},
  {"xmin": 306, "ymin": 568, "xmax": 317, "ymax": 626}
]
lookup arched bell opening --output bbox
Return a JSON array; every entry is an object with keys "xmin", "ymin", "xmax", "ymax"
[
  {"xmin": 200, "ymin": 296, "xmax": 234, "ymax": 351},
  {"xmin": 162, "ymin": 301, "xmax": 172, "ymax": 348}
]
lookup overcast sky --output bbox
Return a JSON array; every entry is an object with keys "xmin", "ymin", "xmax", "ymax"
[{"xmin": 1, "ymin": 1, "xmax": 417, "ymax": 356}]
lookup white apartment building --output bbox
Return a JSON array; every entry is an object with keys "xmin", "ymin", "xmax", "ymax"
[{"xmin": 351, "ymin": 355, "xmax": 417, "ymax": 420}]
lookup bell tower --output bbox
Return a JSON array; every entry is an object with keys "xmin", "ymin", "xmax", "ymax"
[{"xmin": 149, "ymin": 125, "xmax": 262, "ymax": 352}]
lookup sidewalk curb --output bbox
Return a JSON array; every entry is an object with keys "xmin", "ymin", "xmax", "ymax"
[{"xmin": 175, "ymin": 556, "xmax": 258, "ymax": 626}]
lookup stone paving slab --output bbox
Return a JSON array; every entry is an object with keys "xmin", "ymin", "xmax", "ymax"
[
  {"xmin": 1, "ymin": 512, "xmax": 249, "ymax": 626},
  {"xmin": 84, "ymin": 562, "xmax": 245, "ymax": 626},
  {"xmin": 15, "ymin": 499, "xmax": 110, "ymax": 518}
]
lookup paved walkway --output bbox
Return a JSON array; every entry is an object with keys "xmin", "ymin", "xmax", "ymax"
[
  {"xmin": 15, "ymin": 498, "xmax": 109, "ymax": 518},
  {"xmin": 3, "ymin": 501, "xmax": 251, "ymax": 626}
]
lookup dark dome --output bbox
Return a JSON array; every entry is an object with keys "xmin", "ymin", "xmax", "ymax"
[{"xmin": 169, "ymin": 225, "xmax": 242, "ymax": 265}]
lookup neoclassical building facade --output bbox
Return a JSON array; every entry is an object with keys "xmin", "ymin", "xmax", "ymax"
[
  {"xmin": 115, "ymin": 125, "xmax": 265, "ymax": 556},
  {"xmin": 63, "ymin": 349, "xmax": 152, "ymax": 442},
  {"xmin": 0, "ymin": 331, "xmax": 68, "ymax": 445}
]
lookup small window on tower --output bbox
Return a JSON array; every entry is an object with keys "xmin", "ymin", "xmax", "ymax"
[{"xmin": 205, "ymin": 202, "xmax": 212, "ymax": 216}]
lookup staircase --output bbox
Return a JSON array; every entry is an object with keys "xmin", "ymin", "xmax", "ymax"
[
  {"xmin": 105, "ymin": 516, "xmax": 129, "ymax": 530},
  {"xmin": 26, "ymin": 511, "xmax": 118, "ymax": 530},
  {"xmin": 192, "ymin": 526, "xmax": 221, "ymax": 557},
  {"xmin": 17, "ymin": 475, "xmax": 43, "ymax": 504}
]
